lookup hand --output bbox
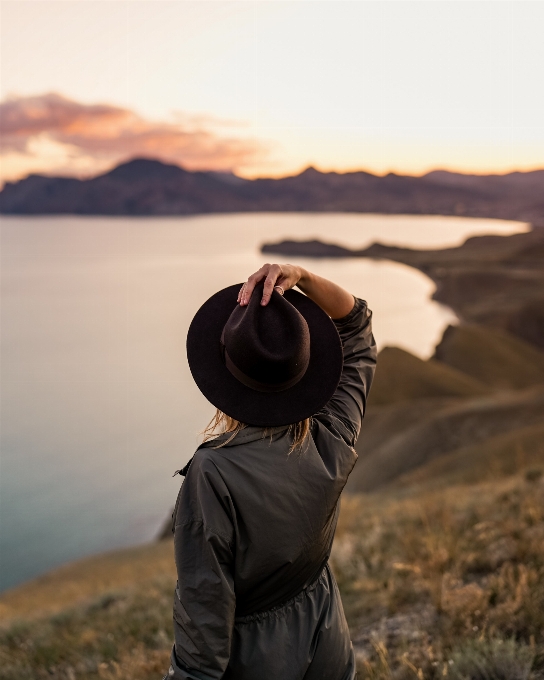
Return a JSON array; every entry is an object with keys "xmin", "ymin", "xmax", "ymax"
[{"xmin": 238, "ymin": 263, "xmax": 304, "ymax": 307}]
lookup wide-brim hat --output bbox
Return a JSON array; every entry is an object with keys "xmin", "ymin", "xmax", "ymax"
[{"xmin": 186, "ymin": 283, "xmax": 343, "ymax": 426}]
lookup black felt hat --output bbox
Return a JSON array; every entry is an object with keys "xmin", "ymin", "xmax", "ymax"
[{"xmin": 186, "ymin": 282, "xmax": 343, "ymax": 426}]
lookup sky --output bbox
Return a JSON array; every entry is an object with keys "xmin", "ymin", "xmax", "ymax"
[{"xmin": 1, "ymin": 0, "xmax": 543, "ymax": 183}]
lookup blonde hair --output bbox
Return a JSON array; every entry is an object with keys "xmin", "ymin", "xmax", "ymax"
[{"xmin": 202, "ymin": 409, "xmax": 311, "ymax": 454}]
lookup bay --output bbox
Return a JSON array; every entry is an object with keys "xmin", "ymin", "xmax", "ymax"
[{"xmin": 0, "ymin": 213, "xmax": 527, "ymax": 591}]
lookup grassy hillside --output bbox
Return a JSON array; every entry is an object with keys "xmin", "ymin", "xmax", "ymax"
[
  {"xmin": 348, "ymin": 328, "xmax": 544, "ymax": 494},
  {"xmin": 434, "ymin": 324, "xmax": 544, "ymax": 390},
  {"xmin": 351, "ymin": 386, "xmax": 544, "ymax": 492},
  {"xmin": 1, "ymin": 472, "xmax": 543, "ymax": 679},
  {"xmin": 0, "ymin": 542, "xmax": 176, "ymax": 680},
  {"xmin": 391, "ymin": 422, "xmax": 544, "ymax": 492},
  {"xmin": 0, "ymin": 542, "xmax": 175, "ymax": 623},
  {"xmin": 334, "ymin": 472, "xmax": 544, "ymax": 678},
  {"xmin": 366, "ymin": 346, "xmax": 490, "ymax": 406}
]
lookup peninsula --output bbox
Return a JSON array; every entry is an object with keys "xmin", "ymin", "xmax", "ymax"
[{"xmin": 262, "ymin": 226, "xmax": 544, "ymax": 350}]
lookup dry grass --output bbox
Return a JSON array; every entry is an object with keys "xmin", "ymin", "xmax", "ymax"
[
  {"xmin": 0, "ymin": 541, "xmax": 175, "ymax": 623},
  {"xmin": 1, "ymin": 473, "xmax": 544, "ymax": 678},
  {"xmin": 332, "ymin": 472, "xmax": 544, "ymax": 678},
  {"xmin": 0, "ymin": 579, "xmax": 174, "ymax": 680}
]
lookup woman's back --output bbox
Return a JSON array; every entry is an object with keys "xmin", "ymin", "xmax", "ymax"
[
  {"xmin": 166, "ymin": 270, "xmax": 377, "ymax": 680},
  {"xmin": 179, "ymin": 417, "xmax": 356, "ymax": 617}
]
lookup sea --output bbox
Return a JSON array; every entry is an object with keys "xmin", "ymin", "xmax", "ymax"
[{"xmin": 0, "ymin": 213, "xmax": 528, "ymax": 592}]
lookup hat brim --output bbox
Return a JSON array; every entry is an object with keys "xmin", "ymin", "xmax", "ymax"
[{"xmin": 186, "ymin": 284, "xmax": 343, "ymax": 426}]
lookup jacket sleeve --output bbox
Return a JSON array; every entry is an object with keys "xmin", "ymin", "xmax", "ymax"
[
  {"xmin": 165, "ymin": 453, "xmax": 235, "ymax": 680},
  {"xmin": 314, "ymin": 297, "xmax": 377, "ymax": 447}
]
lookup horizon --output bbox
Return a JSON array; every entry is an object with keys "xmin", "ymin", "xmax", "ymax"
[
  {"xmin": 1, "ymin": 2, "xmax": 543, "ymax": 186},
  {"xmin": 3, "ymin": 154, "xmax": 544, "ymax": 188}
]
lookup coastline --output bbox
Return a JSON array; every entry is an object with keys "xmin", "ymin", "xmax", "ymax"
[{"xmin": 263, "ymin": 224, "xmax": 544, "ymax": 349}]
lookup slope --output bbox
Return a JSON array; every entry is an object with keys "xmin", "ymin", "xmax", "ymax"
[
  {"xmin": 390, "ymin": 421, "xmax": 544, "ymax": 491},
  {"xmin": 350, "ymin": 386, "xmax": 544, "ymax": 492},
  {"xmin": 368, "ymin": 346, "xmax": 490, "ymax": 405},
  {"xmin": 434, "ymin": 323, "xmax": 544, "ymax": 389}
]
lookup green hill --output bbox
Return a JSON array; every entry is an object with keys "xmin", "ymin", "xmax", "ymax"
[
  {"xmin": 348, "ymin": 334, "xmax": 544, "ymax": 494},
  {"xmin": 356, "ymin": 396, "xmax": 460, "ymax": 455}
]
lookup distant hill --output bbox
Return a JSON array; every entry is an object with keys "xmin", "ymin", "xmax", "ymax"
[
  {"xmin": 347, "ymin": 334, "xmax": 544, "ymax": 493},
  {"xmin": 1, "ymin": 157, "xmax": 543, "ymax": 221},
  {"xmin": 362, "ymin": 228, "xmax": 544, "ymax": 350},
  {"xmin": 367, "ymin": 346, "xmax": 490, "ymax": 405},
  {"xmin": 350, "ymin": 383, "xmax": 544, "ymax": 492},
  {"xmin": 391, "ymin": 420, "xmax": 544, "ymax": 491},
  {"xmin": 434, "ymin": 324, "xmax": 544, "ymax": 389}
]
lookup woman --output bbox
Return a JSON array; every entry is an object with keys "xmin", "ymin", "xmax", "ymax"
[{"xmin": 164, "ymin": 263, "xmax": 377, "ymax": 680}]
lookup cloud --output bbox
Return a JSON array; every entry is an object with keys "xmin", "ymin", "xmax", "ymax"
[{"xmin": 0, "ymin": 93, "xmax": 267, "ymax": 182}]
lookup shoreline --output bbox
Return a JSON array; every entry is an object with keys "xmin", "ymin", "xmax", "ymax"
[{"xmin": 263, "ymin": 224, "xmax": 544, "ymax": 350}]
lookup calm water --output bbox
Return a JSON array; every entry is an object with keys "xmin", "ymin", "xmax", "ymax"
[{"xmin": 0, "ymin": 213, "xmax": 528, "ymax": 591}]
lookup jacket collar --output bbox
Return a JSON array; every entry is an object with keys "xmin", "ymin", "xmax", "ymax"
[
  {"xmin": 173, "ymin": 425, "xmax": 291, "ymax": 477},
  {"xmin": 199, "ymin": 424, "xmax": 290, "ymax": 449}
]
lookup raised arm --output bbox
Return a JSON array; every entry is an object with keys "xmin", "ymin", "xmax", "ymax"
[
  {"xmin": 240, "ymin": 263, "xmax": 377, "ymax": 446},
  {"xmin": 318, "ymin": 297, "xmax": 376, "ymax": 446}
]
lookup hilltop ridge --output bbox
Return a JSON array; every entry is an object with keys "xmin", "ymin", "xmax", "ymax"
[{"xmin": 1, "ymin": 157, "xmax": 543, "ymax": 221}]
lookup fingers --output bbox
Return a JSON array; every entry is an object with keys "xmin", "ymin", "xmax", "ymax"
[
  {"xmin": 238, "ymin": 264, "xmax": 289, "ymax": 306},
  {"xmin": 239, "ymin": 265, "xmax": 268, "ymax": 306},
  {"xmin": 261, "ymin": 264, "xmax": 282, "ymax": 306}
]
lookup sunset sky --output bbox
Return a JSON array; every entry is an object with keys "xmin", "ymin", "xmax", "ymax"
[{"xmin": 1, "ymin": 1, "xmax": 543, "ymax": 184}]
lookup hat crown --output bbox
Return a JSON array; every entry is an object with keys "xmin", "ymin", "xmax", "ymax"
[
  {"xmin": 186, "ymin": 282, "xmax": 343, "ymax": 426},
  {"xmin": 222, "ymin": 284, "xmax": 310, "ymax": 391}
]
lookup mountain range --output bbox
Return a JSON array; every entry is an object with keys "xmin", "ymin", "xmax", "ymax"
[{"xmin": 1, "ymin": 157, "xmax": 543, "ymax": 222}]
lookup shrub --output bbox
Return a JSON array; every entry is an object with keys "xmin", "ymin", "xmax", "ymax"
[{"xmin": 449, "ymin": 638, "xmax": 536, "ymax": 680}]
